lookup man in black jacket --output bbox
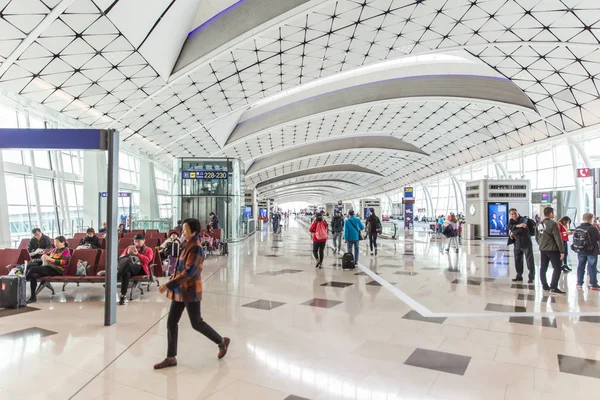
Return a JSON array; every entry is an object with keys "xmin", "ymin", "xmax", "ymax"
[
  {"xmin": 330, "ymin": 211, "xmax": 344, "ymax": 253},
  {"xmin": 535, "ymin": 207, "xmax": 565, "ymax": 294},
  {"xmin": 508, "ymin": 209, "xmax": 535, "ymax": 283},
  {"xmin": 574, "ymin": 213, "xmax": 600, "ymax": 290},
  {"xmin": 28, "ymin": 228, "xmax": 53, "ymax": 258}
]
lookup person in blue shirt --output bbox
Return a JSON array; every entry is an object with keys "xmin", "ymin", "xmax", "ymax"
[{"xmin": 344, "ymin": 210, "xmax": 365, "ymax": 263}]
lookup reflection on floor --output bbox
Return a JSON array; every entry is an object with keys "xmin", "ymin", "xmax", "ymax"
[{"xmin": 3, "ymin": 218, "xmax": 600, "ymax": 399}]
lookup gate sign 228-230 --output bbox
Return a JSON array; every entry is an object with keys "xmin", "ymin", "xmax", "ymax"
[{"xmin": 182, "ymin": 171, "xmax": 229, "ymax": 180}]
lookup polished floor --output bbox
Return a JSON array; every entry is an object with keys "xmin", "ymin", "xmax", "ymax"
[{"xmin": 3, "ymin": 219, "xmax": 600, "ymax": 399}]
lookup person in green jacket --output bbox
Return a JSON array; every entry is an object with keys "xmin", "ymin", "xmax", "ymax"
[{"xmin": 535, "ymin": 207, "xmax": 565, "ymax": 294}]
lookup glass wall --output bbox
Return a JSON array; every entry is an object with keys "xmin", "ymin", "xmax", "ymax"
[{"xmin": 0, "ymin": 103, "xmax": 173, "ymax": 243}]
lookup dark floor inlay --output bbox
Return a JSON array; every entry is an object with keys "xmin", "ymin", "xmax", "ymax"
[
  {"xmin": 579, "ymin": 316, "xmax": 600, "ymax": 324},
  {"xmin": 0, "ymin": 306, "xmax": 39, "ymax": 319},
  {"xmin": 422, "ymin": 267, "xmax": 439, "ymax": 270},
  {"xmin": 558, "ymin": 354, "xmax": 600, "ymax": 379},
  {"xmin": 485, "ymin": 303, "xmax": 527, "ymax": 313},
  {"xmin": 452, "ymin": 279, "xmax": 481, "ymax": 286},
  {"xmin": 509, "ymin": 316, "xmax": 557, "ymax": 328},
  {"xmin": 402, "ymin": 310, "xmax": 447, "ymax": 324},
  {"xmin": 404, "ymin": 348, "xmax": 471, "ymax": 375},
  {"xmin": 393, "ymin": 271, "xmax": 418, "ymax": 276},
  {"xmin": 321, "ymin": 281, "xmax": 354, "ymax": 288},
  {"xmin": 301, "ymin": 298, "xmax": 342, "ymax": 308},
  {"xmin": 285, "ymin": 395, "xmax": 311, "ymax": 400},
  {"xmin": 517, "ymin": 294, "xmax": 555, "ymax": 303},
  {"xmin": 366, "ymin": 281, "xmax": 397, "ymax": 286},
  {"xmin": 263, "ymin": 254, "xmax": 280, "ymax": 257},
  {"xmin": 380, "ymin": 264, "xmax": 402, "ymax": 268},
  {"xmin": 0, "ymin": 327, "xmax": 57, "ymax": 340},
  {"xmin": 242, "ymin": 299, "xmax": 286, "ymax": 310},
  {"xmin": 511, "ymin": 284, "xmax": 535, "ymax": 289},
  {"xmin": 354, "ymin": 272, "xmax": 380, "ymax": 276}
]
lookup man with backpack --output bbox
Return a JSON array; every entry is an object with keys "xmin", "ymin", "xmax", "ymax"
[
  {"xmin": 507, "ymin": 208, "xmax": 536, "ymax": 283},
  {"xmin": 535, "ymin": 207, "xmax": 565, "ymax": 294},
  {"xmin": 572, "ymin": 213, "xmax": 600, "ymax": 290},
  {"xmin": 330, "ymin": 211, "xmax": 344, "ymax": 254}
]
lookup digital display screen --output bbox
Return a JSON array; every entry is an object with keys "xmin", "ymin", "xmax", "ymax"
[
  {"xmin": 244, "ymin": 206, "xmax": 253, "ymax": 219},
  {"xmin": 364, "ymin": 208, "xmax": 371, "ymax": 219},
  {"xmin": 259, "ymin": 208, "xmax": 268, "ymax": 218},
  {"xmin": 541, "ymin": 192, "xmax": 551, "ymax": 203},
  {"xmin": 488, "ymin": 202, "xmax": 508, "ymax": 237},
  {"xmin": 182, "ymin": 171, "xmax": 228, "ymax": 180}
]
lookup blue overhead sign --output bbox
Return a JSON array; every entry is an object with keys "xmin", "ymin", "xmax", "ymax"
[
  {"xmin": 182, "ymin": 171, "xmax": 228, "ymax": 180},
  {"xmin": 0, "ymin": 128, "xmax": 108, "ymax": 150}
]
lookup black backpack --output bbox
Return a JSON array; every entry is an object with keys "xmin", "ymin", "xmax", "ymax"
[
  {"xmin": 572, "ymin": 226, "xmax": 594, "ymax": 253},
  {"xmin": 443, "ymin": 224, "xmax": 456, "ymax": 238},
  {"xmin": 526, "ymin": 218, "xmax": 536, "ymax": 236}
]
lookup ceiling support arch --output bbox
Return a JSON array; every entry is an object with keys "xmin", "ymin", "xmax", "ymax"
[
  {"xmin": 246, "ymin": 136, "xmax": 427, "ymax": 176},
  {"xmin": 255, "ymin": 164, "xmax": 383, "ymax": 190}
]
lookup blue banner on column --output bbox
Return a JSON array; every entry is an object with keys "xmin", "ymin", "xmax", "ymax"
[
  {"xmin": 404, "ymin": 187, "xmax": 414, "ymax": 229},
  {"xmin": 404, "ymin": 203, "xmax": 413, "ymax": 229}
]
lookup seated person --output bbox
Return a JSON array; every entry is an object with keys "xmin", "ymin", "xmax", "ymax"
[
  {"xmin": 174, "ymin": 220, "xmax": 183, "ymax": 231},
  {"xmin": 118, "ymin": 223, "xmax": 128, "ymax": 235},
  {"xmin": 26, "ymin": 236, "xmax": 71, "ymax": 304},
  {"xmin": 159, "ymin": 231, "xmax": 181, "ymax": 261},
  {"xmin": 28, "ymin": 228, "xmax": 53, "ymax": 258},
  {"xmin": 98, "ymin": 222, "xmax": 107, "ymax": 233},
  {"xmin": 117, "ymin": 233, "xmax": 153, "ymax": 305},
  {"xmin": 78, "ymin": 228, "xmax": 101, "ymax": 249}
]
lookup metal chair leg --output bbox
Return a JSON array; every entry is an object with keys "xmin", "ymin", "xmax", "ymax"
[
  {"xmin": 128, "ymin": 281, "xmax": 136, "ymax": 300},
  {"xmin": 62, "ymin": 282, "xmax": 68, "ymax": 291}
]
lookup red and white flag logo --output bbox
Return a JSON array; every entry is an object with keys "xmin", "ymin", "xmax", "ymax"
[{"xmin": 578, "ymin": 168, "xmax": 591, "ymax": 178}]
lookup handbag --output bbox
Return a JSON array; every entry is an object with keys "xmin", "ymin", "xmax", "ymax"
[
  {"xmin": 315, "ymin": 221, "xmax": 328, "ymax": 241},
  {"xmin": 348, "ymin": 219, "xmax": 364, "ymax": 241}
]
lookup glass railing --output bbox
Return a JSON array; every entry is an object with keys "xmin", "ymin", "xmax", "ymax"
[
  {"xmin": 380, "ymin": 221, "xmax": 398, "ymax": 239},
  {"xmin": 133, "ymin": 219, "xmax": 172, "ymax": 232}
]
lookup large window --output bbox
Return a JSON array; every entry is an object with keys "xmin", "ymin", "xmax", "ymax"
[{"xmin": 0, "ymin": 102, "xmax": 173, "ymax": 243}]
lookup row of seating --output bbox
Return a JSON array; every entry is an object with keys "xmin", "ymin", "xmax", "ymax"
[{"xmin": 33, "ymin": 248, "xmax": 161, "ymax": 300}]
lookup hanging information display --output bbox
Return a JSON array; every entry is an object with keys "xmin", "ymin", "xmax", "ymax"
[{"xmin": 182, "ymin": 171, "xmax": 229, "ymax": 180}]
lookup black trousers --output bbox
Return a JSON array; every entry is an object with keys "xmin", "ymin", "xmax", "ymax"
[
  {"xmin": 167, "ymin": 301, "xmax": 222, "ymax": 358},
  {"xmin": 119, "ymin": 263, "xmax": 142, "ymax": 295},
  {"xmin": 313, "ymin": 242, "xmax": 325, "ymax": 262},
  {"xmin": 514, "ymin": 245, "xmax": 535, "ymax": 280},
  {"xmin": 27, "ymin": 265, "xmax": 60, "ymax": 295},
  {"xmin": 540, "ymin": 251, "xmax": 562, "ymax": 289},
  {"xmin": 368, "ymin": 232, "xmax": 378, "ymax": 251}
]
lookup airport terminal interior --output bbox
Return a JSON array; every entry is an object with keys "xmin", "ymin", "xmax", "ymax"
[{"xmin": 5, "ymin": 0, "xmax": 600, "ymax": 399}]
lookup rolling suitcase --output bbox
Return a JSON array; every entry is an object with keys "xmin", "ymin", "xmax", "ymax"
[
  {"xmin": 0, "ymin": 275, "xmax": 27, "ymax": 309},
  {"xmin": 342, "ymin": 253, "xmax": 355, "ymax": 270}
]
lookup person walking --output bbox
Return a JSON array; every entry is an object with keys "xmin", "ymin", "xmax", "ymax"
[
  {"xmin": 444, "ymin": 214, "xmax": 460, "ymax": 253},
  {"xmin": 272, "ymin": 211, "xmax": 281, "ymax": 233},
  {"xmin": 366, "ymin": 208, "xmax": 382, "ymax": 256},
  {"xmin": 535, "ymin": 207, "xmax": 565, "ymax": 294},
  {"xmin": 572, "ymin": 213, "xmax": 600, "ymax": 290},
  {"xmin": 344, "ymin": 210, "xmax": 364, "ymax": 264},
  {"xmin": 507, "ymin": 208, "xmax": 536, "ymax": 283},
  {"xmin": 558, "ymin": 216, "xmax": 573, "ymax": 273},
  {"xmin": 154, "ymin": 218, "xmax": 230, "ymax": 369},
  {"xmin": 309, "ymin": 213, "xmax": 328, "ymax": 269},
  {"xmin": 330, "ymin": 211, "xmax": 344, "ymax": 254}
]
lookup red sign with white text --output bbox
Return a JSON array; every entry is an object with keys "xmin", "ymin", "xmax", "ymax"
[{"xmin": 577, "ymin": 168, "xmax": 591, "ymax": 178}]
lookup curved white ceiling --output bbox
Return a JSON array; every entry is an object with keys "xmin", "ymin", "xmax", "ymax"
[{"xmin": 1, "ymin": 0, "xmax": 600, "ymax": 201}]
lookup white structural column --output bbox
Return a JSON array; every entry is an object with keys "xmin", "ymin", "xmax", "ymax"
[
  {"xmin": 0, "ymin": 151, "xmax": 12, "ymax": 247},
  {"xmin": 82, "ymin": 152, "xmax": 107, "ymax": 228},
  {"xmin": 139, "ymin": 157, "xmax": 159, "ymax": 219},
  {"xmin": 422, "ymin": 186, "xmax": 434, "ymax": 218},
  {"xmin": 53, "ymin": 151, "xmax": 71, "ymax": 234},
  {"xmin": 572, "ymin": 143, "xmax": 592, "ymax": 216}
]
